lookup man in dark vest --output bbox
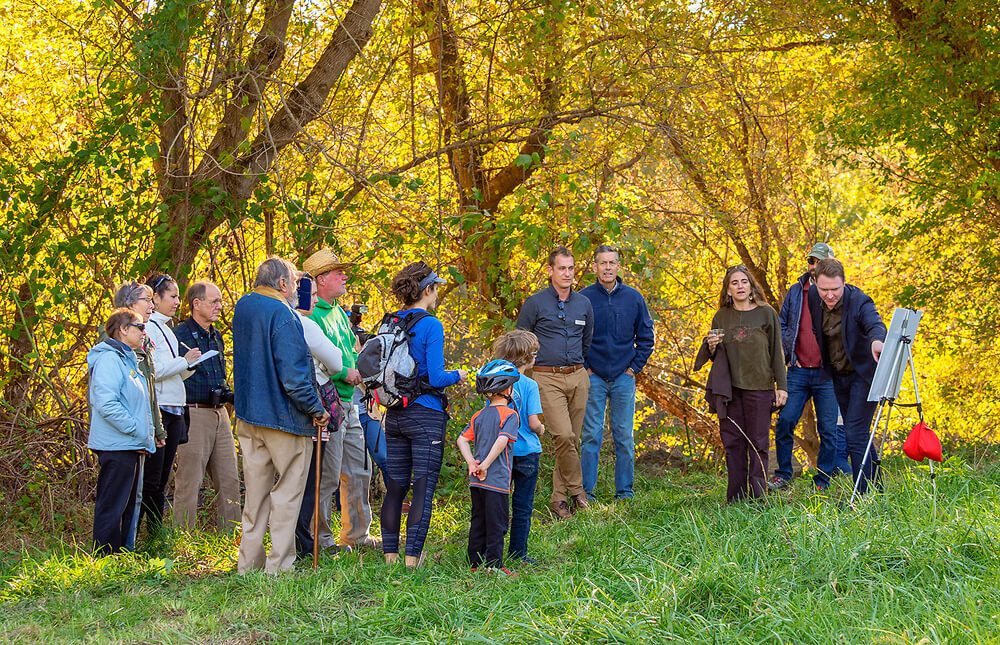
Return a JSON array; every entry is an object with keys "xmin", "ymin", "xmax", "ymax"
[{"xmin": 807, "ymin": 258, "xmax": 886, "ymax": 495}]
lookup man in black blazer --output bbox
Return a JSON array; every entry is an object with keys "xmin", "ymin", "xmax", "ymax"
[{"xmin": 808, "ymin": 258, "xmax": 887, "ymax": 495}]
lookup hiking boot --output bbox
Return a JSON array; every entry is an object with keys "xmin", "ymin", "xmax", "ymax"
[
  {"xmin": 768, "ymin": 476, "xmax": 790, "ymax": 491},
  {"xmin": 572, "ymin": 494, "xmax": 590, "ymax": 511},
  {"xmin": 550, "ymin": 500, "xmax": 572, "ymax": 519}
]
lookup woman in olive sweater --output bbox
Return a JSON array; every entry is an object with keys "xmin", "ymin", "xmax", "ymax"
[{"xmin": 705, "ymin": 265, "xmax": 787, "ymax": 502}]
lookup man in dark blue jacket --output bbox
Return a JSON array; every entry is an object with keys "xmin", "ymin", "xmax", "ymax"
[
  {"xmin": 771, "ymin": 243, "xmax": 847, "ymax": 491},
  {"xmin": 808, "ymin": 258, "xmax": 887, "ymax": 495},
  {"xmin": 233, "ymin": 257, "xmax": 329, "ymax": 574},
  {"xmin": 580, "ymin": 245, "xmax": 655, "ymax": 500}
]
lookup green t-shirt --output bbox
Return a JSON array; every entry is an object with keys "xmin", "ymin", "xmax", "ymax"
[{"xmin": 309, "ymin": 297, "xmax": 358, "ymax": 401}]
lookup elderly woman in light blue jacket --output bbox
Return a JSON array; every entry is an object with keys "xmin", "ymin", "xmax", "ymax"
[{"xmin": 88, "ymin": 308, "xmax": 156, "ymax": 555}]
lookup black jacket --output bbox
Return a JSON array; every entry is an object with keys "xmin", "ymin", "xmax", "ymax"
[{"xmin": 807, "ymin": 283, "xmax": 887, "ymax": 384}]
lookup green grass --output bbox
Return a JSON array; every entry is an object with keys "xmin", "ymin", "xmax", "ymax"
[{"xmin": 2, "ymin": 457, "xmax": 998, "ymax": 643}]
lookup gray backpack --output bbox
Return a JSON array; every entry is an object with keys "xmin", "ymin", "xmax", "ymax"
[{"xmin": 356, "ymin": 311, "xmax": 431, "ymax": 409}]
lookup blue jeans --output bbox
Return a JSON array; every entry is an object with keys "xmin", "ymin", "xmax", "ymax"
[
  {"xmin": 508, "ymin": 452, "xmax": 540, "ymax": 560},
  {"xmin": 833, "ymin": 371, "xmax": 880, "ymax": 495},
  {"xmin": 773, "ymin": 367, "xmax": 839, "ymax": 486},
  {"xmin": 581, "ymin": 372, "xmax": 636, "ymax": 499}
]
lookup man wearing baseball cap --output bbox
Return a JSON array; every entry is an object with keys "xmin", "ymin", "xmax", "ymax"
[
  {"xmin": 770, "ymin": 243, "xmax": 845, "ymax": 491},
  {"xmin": 302, "ymin": 248, "xmax": 379, "ymax": 552}
]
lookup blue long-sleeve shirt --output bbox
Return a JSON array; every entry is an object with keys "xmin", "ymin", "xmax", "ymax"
[
  {"xmin": 397, "ymin": 308, "xmax": 462, "ymax": 411},
  {"xmin": 581, "ymin": 278, "xmax": 655, "ymax": 380}
]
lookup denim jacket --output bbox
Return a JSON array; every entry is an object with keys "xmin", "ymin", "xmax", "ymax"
[
  {"xmin": 232, "ymin": 287, "xmax": 325, "ymax": 437},
  {"xmin": 86, "ymin": 339, "xmax": 156, "ymax": 453}
]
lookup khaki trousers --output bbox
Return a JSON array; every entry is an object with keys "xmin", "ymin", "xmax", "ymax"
[
  {"xmin": 236, "ymin": 420, "xmax": 311, "ymax": 574},
  {"xmin": 318, "ymin": 403, "xmax": 374, "ymax": 547},
  {"xmin": 172, "ymin": 407, "xmax": 242, "ymax": 530},
  {"xmin": 534, "ymin": 368, "xmax": 590, "ymax": 504}
]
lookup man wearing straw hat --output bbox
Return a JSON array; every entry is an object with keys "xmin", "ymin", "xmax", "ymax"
[{"xmin": 303, "ymin": 248, "xmax": 380, "ymax": 552}]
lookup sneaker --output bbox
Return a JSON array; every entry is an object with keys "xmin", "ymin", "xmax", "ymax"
[
  {"xmin": 519, "ymin": 555, "xmax": 540, "ymax": 566},
  {"xmin": 815, "ymin": 482, "xmax": 830, "ymax": 492},
  {"xmin": 572, "ymin": 494, "xmax": 590, "ymax": 511},
  {"xmin": 488, "ymin": 566, "xmax": 518, "ymax": 578},
  {"xmin": 550, "ymin": 500, "xmax": 572, "ymax": 519},
  {"xmin": 351, "ymin": 536, "xmax": 382, "ymax": 551},
  {"xmin": 768, "ymin": 476, "xmax": 791, "ymax": 491},
  {"xmin": 322, "ymin": 544, "xmax": 352, "ymax": 557},
  {"xmin": 470, "ymin": 566, "xmax": 478, "ymax": 573}
]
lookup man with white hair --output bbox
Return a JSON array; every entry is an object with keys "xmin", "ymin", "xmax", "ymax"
[{"xmin": 232, "ymin": 257, "xmax": 329, "ymax": 574}]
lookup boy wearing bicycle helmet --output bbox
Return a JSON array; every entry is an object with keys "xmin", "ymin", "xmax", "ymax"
[{"xmin": 457, "ymin": 359, "xmax": 521, "ymax": 575}]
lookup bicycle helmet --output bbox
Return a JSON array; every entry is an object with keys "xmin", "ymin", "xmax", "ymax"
[{"xmin": 475, "ymin": 359, "xmax": 520, "ymax": 395}]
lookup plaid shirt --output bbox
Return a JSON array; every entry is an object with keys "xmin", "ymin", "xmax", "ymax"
[{"xmin": 174, "ymin": 317, "xmax": 228, "ymax": 405}]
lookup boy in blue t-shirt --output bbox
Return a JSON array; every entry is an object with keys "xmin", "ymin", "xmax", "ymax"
[
  {"xmin": 457, "ymin": 360, "xmax": 520, "ymax": 575},
  {"xmin": 492, "ymin": 330, "xmax": 545, "ymax": 564}
]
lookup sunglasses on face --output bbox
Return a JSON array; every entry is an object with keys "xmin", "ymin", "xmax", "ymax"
[
  {"xmin": 128, "ymin": 323, "xmax": 146, "ymax": 331},
  {"xmin": 807, "ymin": 257, "xmax": 818, "ymax": 265}
]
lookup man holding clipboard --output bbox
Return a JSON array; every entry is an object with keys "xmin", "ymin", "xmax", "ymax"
[{"xmin": 173, "ymin": 281, "xmax": 242, "ymax": 530}]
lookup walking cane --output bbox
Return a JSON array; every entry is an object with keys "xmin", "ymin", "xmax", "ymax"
[{"xmin": 313, "ymin": 419, "xmax": 323, "ymax": 570}]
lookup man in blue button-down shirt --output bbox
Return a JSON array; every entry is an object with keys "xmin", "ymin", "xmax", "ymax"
[
  {"xmin": 516, "ymin": 247, "xmax": 594, "ymax": 519},
  {"xmin": 580, "ymin": 246, "xmax": 655, "ymax": 501}
]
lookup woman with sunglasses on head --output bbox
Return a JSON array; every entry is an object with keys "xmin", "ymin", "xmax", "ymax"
[
  {"xmin": 380, "ymin": 262, "xmax": 468, "ymax": 568},
  {"xmin": 140, "ymin": 273, "xmax": 203, "ymax": 536},
  {"xmin": 87, "ymin": 309, "xmax": 157, "ymax": 555},
  {"xmin": 107, "ymin": 281, "xmax": 164, "ymax": 544},
  {"xmin": 699, "ymin": 265, "xmax": 787, "ymax": 503}
]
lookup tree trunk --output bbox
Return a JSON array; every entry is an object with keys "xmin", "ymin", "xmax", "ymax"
[
  {"xmin": 635, "ymin": 371, "xmax": 722, "ymax": 452},
  {"xmin": 147, "ymin": 0, "xmax": 383, "ymax": 281}
]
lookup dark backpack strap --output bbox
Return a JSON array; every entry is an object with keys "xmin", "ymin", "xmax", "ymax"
[
  {"xmin": 400, "ymin": 310, "xmax": 432, "ymax": 333},
  {"xmin": 396, "ymin": 310, "xmax": 436, "ymax": 398}
]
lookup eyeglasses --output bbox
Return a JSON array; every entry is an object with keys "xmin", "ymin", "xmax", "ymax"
[
  {"xmin": 129, "ymin": 323, "xmax": 146, "ymax": 331},
  {"xmin": 557, "ymin": 300, "xmax": 566, "ymax": 321},
  {"xmin": 149, "ymin": 274, "xmax": 174, "ymax": 291}
]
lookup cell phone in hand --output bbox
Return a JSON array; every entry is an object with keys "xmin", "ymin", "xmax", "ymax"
[{"xmin": 297, "ymin": 273, "xmax": 313, "ymax": 311}]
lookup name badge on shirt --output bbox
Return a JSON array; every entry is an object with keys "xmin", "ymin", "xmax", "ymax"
[{"xmin": 574, "ymin": 319, "xmax": 586, "ymax": 326}]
